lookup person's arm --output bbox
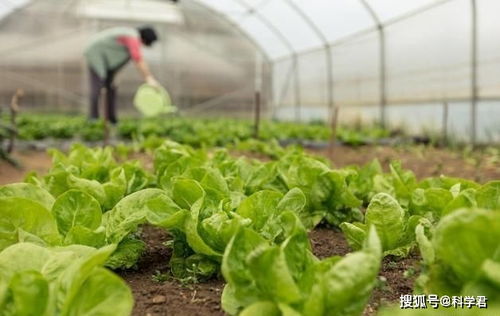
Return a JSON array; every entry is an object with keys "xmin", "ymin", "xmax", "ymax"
[
  {"xmin": 118, "ymin": 36, "xmax": 159, "ymax": 86},
  {"xmin": 136, "ymin": 60, "xmax": 159, "ymax": 86}
]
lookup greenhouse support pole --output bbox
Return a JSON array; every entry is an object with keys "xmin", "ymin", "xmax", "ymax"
[
  {"xmin": 328, "ymin": 106, "xmax": 340, "ymax": 159},
  {"xmin": 442, "ymin": 101, "xmax": 449, "ymax": 146},
  {"xmin": 254, "ymin": 52, "xmax": 263, "ymax": 138},
  {"xmin": 360, "ymin": 0, "xmax": 387, "ymax": 128},
  {"xmin": 293, "ymin": 54, "xmax": 302, "ymax": 122},
  {"xmin": 325, "ymin": 46, "xmax": 334, "ymax": 112},
  {"xmin": 7, "ymin": 89, "xmax": 23, "ymax": 154},
  {"xmin": 277, "ymin": 60, "xmax": 296, "ymax": 115},
  {"xmin": 379, "ymin": 27, "xmax": 387, "ymax": 128},
  {"xmin": 470, "ymin": 0, "xmax": 478, "ymax": 145},
  {"xmin": 57, "ymin": 62, "xmax": 64, "ymax": 109},
  {"xmin": 254, "ymin": 91, "xmax": 261, "ymax": 138},
  {"xmin": 269, "ymin": 61, "xmax": 277, "ymax": 120}
]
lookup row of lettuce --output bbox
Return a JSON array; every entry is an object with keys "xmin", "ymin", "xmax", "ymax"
[
  {"xmin": 3, "ymin": 114, "xmax": 390, "ymax": 146},
  {"xmin": 0, "ymin": 140, "xmax": 498, "ymax": 315}
]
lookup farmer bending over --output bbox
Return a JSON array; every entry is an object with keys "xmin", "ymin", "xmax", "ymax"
[{"xmin": 85, "ymin": 26, "xmax": 159, "ymax": 123}]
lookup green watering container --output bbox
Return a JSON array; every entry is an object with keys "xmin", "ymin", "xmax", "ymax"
[{"xmin": 134, "ymin": 84, "xmax": 177, "ymax": 117}]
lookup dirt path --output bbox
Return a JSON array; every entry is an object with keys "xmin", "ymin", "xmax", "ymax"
[{"xmin": 0, "ymin": 150, "xmax": 52, "ymax": 185}]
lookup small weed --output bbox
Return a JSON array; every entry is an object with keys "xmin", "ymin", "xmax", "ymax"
[
  {"xmin": 386, "ymin": 261, "xmax": 398, "ymax": 269},
  {"xmin": 176, "ymin": 264, "xmax": 206, "ymax": 286},
  {"xmin": 376, "ymin": 276, "xmax": 391, "ymax": 293},
  {"xmin": 152, "ymin": 267, "xmax": 203, "ymax": 286},
  {"xmin": 152, "ymin": 270, "xmax": 170, "ymax": 283},
  {"xmin": 403, "ymin": 267, "xmax": 417, "ymax": 279}
]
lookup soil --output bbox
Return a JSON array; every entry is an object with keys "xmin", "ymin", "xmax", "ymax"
[
  {"xmin": 366, "ymin": 253, "xmax": 421, "ymax": 315},
  {"xmin": 119, "ymin": 225, "xmax": 225, "ymax": 316},
  {"xmin": 314, "ymin": 145, "xmax": 500, "ymax": 183},
  {"xmin": 0, "ymin": 144, "xmax": 496, "ymax": 315},
  {"xmin": 124, "ymin": 225, "xmax": 419, "ymax": 316},
  {"xmin": 0, "ymin": 150, "xmax": 52, "ymax": 185},
  {"xmin": 308, "ymin": 227, "xmax": 420, "ymax": 316},
  {"xmin": 308, "ymin": 227, "xmax": 351, "ymax": 259}
]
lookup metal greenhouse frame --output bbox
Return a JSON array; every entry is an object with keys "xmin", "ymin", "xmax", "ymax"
[
  {"xmin": 192, "ymin": 0, "xmax": 498, "ymax": 144},
  {"xmin": 0, "ymin": 0, "xmax": 499, "ymax": 144}
]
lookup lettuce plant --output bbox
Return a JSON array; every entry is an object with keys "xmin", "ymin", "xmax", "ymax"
[
  {"xmin": 358, "ymin": 161, "xmax": 418, "ymax": 209},
  {"xmin": 378, "ymin": 208, "xmax": 500, "ymax": 315},
  {"xmin": 415, "ymin": 209, "xmax": 500, "ymax": 304},
  {"xmin": 341, "ymin": 193, "xmax": 424, "ymax": 257},
  {"xmin": 154, "ymin": 141, "xmax": 364, "ymax": 230},
  {"xmin": 221, "ymin": 222, "xmax": 382, "ymax": 316},
  {"xmin": 347, "ymin": 159, "xmax": 383, "ymax": 204},
  {"xmin": 0, "ymin": 183, "xmax": 172, "ymax": 269},
  {"xmin": 275, "ymin": 151, "xmax": 363, "ymax": 227},
  {"xmin": 25, "ymin": 144, "xmax": 154, "ymax": 210},
  {"xmin": 152, "ymin": 175, "xmax": 314, "ymax": 279},
  {"xmin": 411, "ymin": 180, "xmax": 499, "ymax": 219},
  {"xmin": 0, "ymin": 243, "xmax": 133, "ymax": 315}
]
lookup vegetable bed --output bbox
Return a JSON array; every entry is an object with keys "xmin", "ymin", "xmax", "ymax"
[
  {"xmin": 0, "ymin": 141, "xmax": 498, "ymax": 316},
  {"xmin": 122, "ymin": 225, "xmax": 419, "ymax": 316},
  {"xmin": 2, "ymin": 114, "xmax": 394, "ymax": 146}
]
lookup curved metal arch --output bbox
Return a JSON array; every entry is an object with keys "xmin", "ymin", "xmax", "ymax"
[
  {"xmin": 190, "ymin": 0, "xmax": 303, "ymax": 119},
  {"xmin": 235, "ymin": 0, "xmax": 295, "ymax": 54},
  {"xmin": 233, "ymin": 0, "xmax": 302, "ymax": 120},
  {"xmin": 285, "ymin": 0, "xmax": 334, "ymax": 111},
  {"xmin": 284, "ymin": 0, "xmax": 328, "ymax": 45},
  {"xmin": 189, "ymin": 0, "xmax": 270, "ymax": 63},
  {"xmin": 190, "ymin": 0, "xmax": 464, "ymax": 127}
]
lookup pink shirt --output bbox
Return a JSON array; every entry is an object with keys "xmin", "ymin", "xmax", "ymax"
[{"xmin": 117, "ymin": 36, "xmax": 143, "ymax": 62}]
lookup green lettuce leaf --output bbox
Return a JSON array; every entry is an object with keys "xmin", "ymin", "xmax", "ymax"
[
  {"xmin": 0, "ymin": 243, "xmax": 133, "ymax": 316},
  {"xmin": 341, "ymin": 193, "xmax": 417, "ymax": 257},
  {"xmin": 476, "ymin": 181, "xmax": 500, "ymax": 210},
  {"xmin": 0, "ymin": 197, "xmax": 61, "ymax": 251},
  {"xmin": 0, "ymin": 183, "xmax": 55, "ymax": 210},
  {"xmin": 51, "ymin": 190, "xmax": 102, "ymax": 236},
  {"xmin": 221, "ymin": 224, "xmax": 381, "ymax": 316},
  {"xmin": 417, "ymin": 208, "xmax": 500, "ymax": 304},
  {"xmin": 105, "ymin": 236, "xmax": 146, "ymax": 270}
]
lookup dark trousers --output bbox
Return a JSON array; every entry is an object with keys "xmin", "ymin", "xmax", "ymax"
[{"xmin": 89, "ymin": 68, "xmax": 118, "ymax": 124}]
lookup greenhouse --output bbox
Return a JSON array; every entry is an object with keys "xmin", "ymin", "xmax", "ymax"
[{"xmin": 0, "ymin": 1, "xmax": 499, "ymax": 316}]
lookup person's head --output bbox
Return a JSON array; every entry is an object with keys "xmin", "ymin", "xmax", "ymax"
[{"xmin": 138, "ymin": 26, "xmax": 158, "ymax": 47}]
